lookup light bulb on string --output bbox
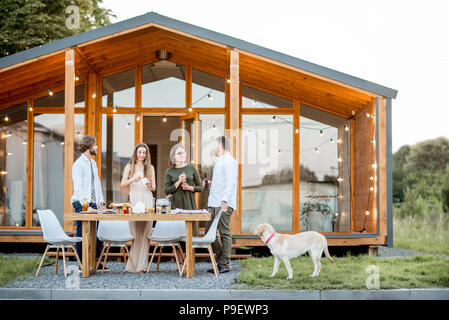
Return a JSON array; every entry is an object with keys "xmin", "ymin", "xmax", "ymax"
[
  {"xmin": 48, "ymin": 89, "xmax": 53, "ymax": 96},
  {"xmin": 41, "ymin": 142, "xmax": 45, "ymax": 148},
  {"xmin": 6, "ymin": 152, "xmax": 12, "ymax": 156},
  {"xmin": 337, "ymin": 157, "xmax": 342, "ymax": 163},
  {"xmin": 162, "ymin": 117, "xmax": 167, "ymax": 123},
  {"xmin": 75, "ymin": 76, "xmax": 79, "ymax": 81},
  {"xmin": 207, "ymin": 94, "xmax": 213, "ymax": 101},
  {"xmin": 22, "ymin": 140, "xmax": 27, "ymax": 145},
  {"xmin": 4, "ymin": 115, "xmax": 9, "ymax": 122},
  {"xmin": 136, "ymin": 115, "xmax": 140, "ymax": 121},
  {"xmin": 330, "ymin": 138, "xmax": 334, "ymax": 143},
  {"xmin": 370, "ymin": 187, "xmax": 374, "ymax": 191},
  {"xmin": 370, "ymin": 176, "xmax": 374, "ymax": 181},
  {"xmin": 371, "ymin": 138, "xmax": 375, "ymax": 144},
  {"xmin": 320, "ymin": 129, "xmax": 323, "ymax": 136},
  {"xmin": 60, "ymin": 141, "xmax": 64, "ymax": 146},
  {"xmin": 188, "ymin": 107, "xmax": 193, "ymax": 112},
  {"xmin": 28, "ymin": 104, "xmax": 33, "ymax": 112},
  {"xmin": 366, "ymin": 111, "xmax": 370, "ymax": 118},
  {"xmin": 271, "ymin": 116, "xmax": 276, "ymax": 122},
  {"xmin": 252, "ymin": 100, "xmax": 256, "ymax": 106},
  {"xmin": 278, "ymin": 149, "xmax": 282, "ymax": 156},
  {"xmin": 126, "ymin": 122, "xmax": 131, "ymax": 128},
  {"xmin": 337, "ymin": 138, "xmax": 342, "ymax": 144},
  {"xmin": 315, "ymin": 147, "xmax": 319, "ymax": 154},
  {"xmin": 113, "ymin": 106, "xmax": 117, "ymax": 113},
  {"xmin": 372, "ymin": 163, "xmax": 377, "ymax": 169},
  {"xmin": 226, "ymin": 78, "xmax": 231, "ymax": 83},
  {"xmin": 295, "ymin": 127, "xmax": 299, "ymax": 134},
  {"xmin": 76, "ymin": 131, "xmax": 82, "ymax": 138},
  {"xmin": 344, "ymin": 124, "xmax": 349, "ymax": 132},
  {"xmin": 337, "ymin": 177, "xmax": 343, "ymax": 183},
  {"xmin": 92, "ymin": 91, "xmax": 97, "ymax": 98},
  {"xmin": 365, "ymin": 210, "xmax": 370, "ymax": 216}
]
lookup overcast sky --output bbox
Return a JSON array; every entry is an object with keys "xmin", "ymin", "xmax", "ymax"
[{"xmin": 102, "ymin": 0, "xmax": 449, "ymax": 152}]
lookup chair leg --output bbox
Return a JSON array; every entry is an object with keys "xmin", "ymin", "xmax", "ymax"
[
  {"xmin": 146, "ymin": 244, "xmax": 159, "ymax": 273},
  {"xmin": 55, "ymin": 248, "xmax": 60, "ymax": 275},
  {"xmin": 61, "ymin": 245, "xmax": 67, "ymax": 277},
  {"xmin": 180, "ymin": 259, "xmax": 186, "ymax": 276},
  {"xmin": 171, "ymin": 244, "xmax": 182, "ymax": 276},
  {"xmin": 207, "ymin": 244, "xmax": 219, "ymax": 277},
  {"xmin": 102, "ymin": 243, "xmax": 111, "ymax": 274},
  {"xmin": 35, "ymin": 244, "xmax": 50, "ymax": 276},
  {"xmin": 123, "ymin": 245, "xmax": 135, "ymax": 272},
  {"xmin": 95, "ymin": 243, "xmax": 107, "ymax": 272},
  {"xmin": 156, "ymin": 246, "xmax": 163, "ymax": 272},
  {"xmin": 72, "ymin": 245, "xmax": 83, "ymax": 272}
]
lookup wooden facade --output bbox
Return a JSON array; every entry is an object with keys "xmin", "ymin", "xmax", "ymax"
[{"xmin": 0, "ymin": 12, "xmax": 397, "ymax": 247}]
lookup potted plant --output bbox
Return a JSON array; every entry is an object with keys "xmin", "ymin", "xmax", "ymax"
[{"xmin": 300, "ymin": 200, "xmax": 334, "ymax": 232}]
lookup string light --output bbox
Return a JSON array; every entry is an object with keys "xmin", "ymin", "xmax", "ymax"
[
  {"xmin": 4, "ymin": 115, "xmax": 9, "ymax": 122},
  {"xmin": 278, "ymin": 149, "xmax": 282, "ymax": 155},
  {"xmin": 126, "ymin": 122, "xmax": 131, "ymax": 128},
  {"xmin": 188, "ymin": 107, "xmax": 193, "ymax": 112},
  {"xmin": 315, "ymin": 147, "xmax": 319, "ymax": 154},
  {"xmin": 76, "ymin": 131, "xmax": 81, "ymax": 138},
  {"xmin": 207, "ymin": 94, "xmax": 212, "ymax": 101},
  {"xmin": 136, "ymin": 115, "xmax": 140, "ymax": 121},
  {"xmin": 372, "ymin": 163, "xmax": 377, "ymax": 169},
  {"xmin": 365, "ymin": 210, "xmax": 370, "ymax": 216},
  {"xmin": 295, "ymin": 127, "xmax": 299, "ymax": 134},
  {"xmin": 41, "ymin": 142, "xmax": 45, "ymax": 148},
  {"xmin": 366, "ymin": 111, "xmax": 370, "ymax": 118},
  {"xmin": 92, "ymin": 91, "xmax": 97, "ymax": 98},
  {"xmin": 48, "ymin": 89, "xmax": 53, "ymax": 96},
  {"xmin": 337, "ymin": 177, "xmax": 343, "ymax": 183},
  {"xmin": 344, "ymin": 124, "xmax": 349, "ymax": 132},
  {"xmin": 0, "ymin": 171, "xmax": 7, "ymax": 175},
  {"xmin": 337, "ymin": 138, "xmax": 342, "ymax": 144},
  {"xmin": 252, "ymin": 100, "xmax": 256, "ymax": 106},
  {"xmin": 370, "ymin": 186, "xmax": 374, "ymax": 191},
  {"xmin": 371, "ymin": 138, "xmax": 376, "ymax": 144},
  {"xmin": 226, "ymin": 78, "xmax": 231, "ymax": 83},
  {"xmin": 162, "ymin": 117, "xmax": 167, "ymax": 122},
  {"xmin": 319, "ymin": 129, "xmax": 323, "ymax": 136},
  {"xmin": 60, "ymin": 141, "xmax": 64, "ymax": 145},
  {"xmin": 6, "ymin": 152, "xmax": 12, "ymax": 156},
  {"xmin": 113, "ymin": 106, "xmax": 117, "ymax": 113},
  {"xmin": 28, "ymin": 104, "xmax": 33, "ymax": 112},
  {"xmin": 330, "ymin": 138, "xmax": 334, "ymax": 143},
  {"xmin": 271, "ymin": 116, "xmax": 276, "ymax": 122},
  {"xmin": 337, "ymin": 157, "xmax": 342, "ymax": 163},
  {"xmin": 22, "ymin": 140, "xmax": 27, "ymax": 145},
  {"xmin": 3, "ymin": 131, "xmax": 12, "ymax": 138}
]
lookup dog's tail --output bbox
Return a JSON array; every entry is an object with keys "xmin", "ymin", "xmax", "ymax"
[{"xmin": 324, "ymin": 242, "xmax": 334, "ymax": 264}]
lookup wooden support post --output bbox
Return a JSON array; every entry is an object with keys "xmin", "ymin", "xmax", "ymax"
[
  {"xmin": 293, "ymin": 100, "xmax": 300, "ymax": 233},
  {"xmin": 135, "ymin": 64, "xmax": 143, "ymax": 146},
  {"xmin": 86, "ymin": 73, "xmax": 97, "ymax": 137},
  {"xmin": 228, "ymin": 48, "xmax": 241, "ymax": 235},
  {"xmin": 26, "ymin": 98, "xmax": 34, "ymax": 228},
  {"xmin": 64, "ymin": 49, "xmax": 75, "ymax": 231},
  {"xmin": 185, "ymin": 64, "xmax": 192, "ymax": 111},
  {"xmin": 106, "ymin": 113, "xmax": 113, "ymax": 203},
  {"xmin": 95, "ymin": 75, "xmax": 102, "ymax": 175},
  {"xmin": 377, "ymin": 98, "xmax": 387, "ymax": 237}
]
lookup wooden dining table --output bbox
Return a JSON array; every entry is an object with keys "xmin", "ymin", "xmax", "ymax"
[{"xmin": 64, "ymin": 212, "xmax": 211, "ymax": 278}]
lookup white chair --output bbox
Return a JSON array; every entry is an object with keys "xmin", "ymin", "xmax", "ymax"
[
  {"xmin": 96, "ymin": 221, "xmax": 135, "ymax": 274},
  {"xmin": 180, "ymin": 211, "xmax": 223, "ymax": 277},
  {"xmin": 35, "ymin": 209, "xmax": 83, "ymax": 277},
  {"xmin": 146, "ymin": 221, "xmax": 185, "ymax": 275}
]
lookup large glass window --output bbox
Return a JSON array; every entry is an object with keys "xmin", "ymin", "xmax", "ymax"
[
  {"xmin": 101, "ymin": 114, "xmax": 135, "ymax": 204},
  {"xmin": 299, "ymin": 104, "xmax": 351, "ymax": 232},
  {"xmin": 242, "ymin": 85, "xmax": 293, "ymax": 109},
  {"xmin": 197, "ymin": 114, "xmax": 225, "ymax": 209},
  {"xmin": 0, "ymin": 104, "xmax": 27, "ymax": 227},
  {"xmin": 192, "ymin": 69, "xmax": 225, "ymax": 108},
  {"xmin": 241, "ymin": 114, "xmax": 294, "ymax": 232},
  {"xmin": 34, "ymin": 85, "xmax": 85, "ymax": 108},
  {"xmin": 141, "ymin": 61, "xmax": 186, "ymax": 108},
  {"xmin": 102, "ymin": 69, "xmax": 135, "ymax": 108},
  {"xmin": 33, "ymin": 113, "xmax": 84, "ymax": 226}
]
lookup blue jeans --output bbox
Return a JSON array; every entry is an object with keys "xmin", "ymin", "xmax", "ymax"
[{"xmin": 72, "ymin": 201, "xmax": 103, "ymax": 261}]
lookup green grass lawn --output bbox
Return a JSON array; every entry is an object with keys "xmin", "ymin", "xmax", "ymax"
[
  {"xmin": 394, "ymin": 214, "xmax": 449, "ymax": 255},
  {"xmin": 235, "ymin": 254, "xmax": 449, "ymax": 290},
  {"xmin": 0, "ymin": 254, "xmax": 53, "ymax": 287}
]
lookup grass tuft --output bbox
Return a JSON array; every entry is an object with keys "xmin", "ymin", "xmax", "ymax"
[{"xmin": 0, "ymin": 254, "xmax": 53, "ymax": 287}]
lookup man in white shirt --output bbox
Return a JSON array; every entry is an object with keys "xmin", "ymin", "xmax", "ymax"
[
  {"xmin": 203, "ymin": 136, "xmax": 238, "ymax": 273},
  {"xmin": 71, "ymin": 136, "xmax": 107, "ymax": 269}
]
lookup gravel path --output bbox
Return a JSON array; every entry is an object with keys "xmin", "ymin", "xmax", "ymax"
[{"xmin": 3, "ymin": 254, "xmax": 242, "ymax": 289}]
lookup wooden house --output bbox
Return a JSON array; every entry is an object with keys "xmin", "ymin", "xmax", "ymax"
[{"xmin": 0, "ymin": 12, "xmax": 397, "ymax": 248}]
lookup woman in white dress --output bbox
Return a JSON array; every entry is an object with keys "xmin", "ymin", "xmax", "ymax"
[{"xmin": 121, "ymin": 143, "xmax": 156, "ymax": 273}]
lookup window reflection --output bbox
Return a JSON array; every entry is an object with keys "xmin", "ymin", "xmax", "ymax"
[
  {"xmin": 141, "ymin": 61, "xmax": 186, "ymax": 108},
  {"xmin": 33, "ymin": 114, "xmax": 84, "ymax": 226},
  {"xmin": 34, "ymin": 85, "xmax": 85, "ymax": 108},
  {"xmin": 241, "ymin": 114, "xmax": 293, "ymax": 232},
  {"xmin": 101, "ymin": 114, "xmax": 135, "ymax": 204},
  {"xmin": 192, "ymin": 69, "xmax": 225, "ymax": 108},
  {"xmin": 0, "ymin": 104, "xmax": 27, "ymax": 227},
  {"xmin": 299, "ymin": 104, "xmax": 351, "ymax": 232},
  {"xmin": 102, "ymin": 69, "xmax": 135, "ymax": 107},
  {"xmin": 242, "ymin": 85, "xmax": 293, "ymax": 108}
]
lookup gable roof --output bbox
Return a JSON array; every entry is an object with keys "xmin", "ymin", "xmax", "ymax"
[{"xmin": 0, "ymin": 11, "xmax": 397, "ymax": 99}]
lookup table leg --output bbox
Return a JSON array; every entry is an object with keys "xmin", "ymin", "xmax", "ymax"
[
  {"xmin": 185, "ymin": 221, "xmax": 195, "ymax": 278},
  {"xmin": 89, "ymin": 221, "xmax": 97, "ymax": 274},
  {"xmin": 82, "ymin": 221, "xmax": 90, "ymax": 277}
]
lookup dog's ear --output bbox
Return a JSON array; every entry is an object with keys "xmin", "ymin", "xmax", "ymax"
[{"xmin": 253, "ymin": 225, "xmax": 263, "ymax": 236}]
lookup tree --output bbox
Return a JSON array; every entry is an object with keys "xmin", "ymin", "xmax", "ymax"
[
  {"xmin": 0, "ymin": 0, "xmax": 115, "ymax": 57},
  {"xmin": 405, "ymin": 137, "xmax": 449, "ymax": 172}
]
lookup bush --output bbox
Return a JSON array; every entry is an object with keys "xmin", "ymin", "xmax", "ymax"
[{"xmin": 395, "ymin": 187, "xmax": 443, "ymax": 219}]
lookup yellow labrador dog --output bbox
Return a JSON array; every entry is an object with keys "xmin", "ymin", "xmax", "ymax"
[{"xmin": 253, "ymin": 223, "xmax": 334, "ymax": 279}]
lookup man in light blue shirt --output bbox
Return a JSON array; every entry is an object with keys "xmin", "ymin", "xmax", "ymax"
[{"xmin": 203, "ymin": 136, "xmax": 238, "ymax": 273}]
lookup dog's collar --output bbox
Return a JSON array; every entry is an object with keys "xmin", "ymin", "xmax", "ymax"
[{"xmin": 265, "ymin": 232, "xmax": 276, "ymax": 245}]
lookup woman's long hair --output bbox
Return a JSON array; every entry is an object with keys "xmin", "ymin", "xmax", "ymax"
[{"xmin": 127, "ymin": 143, "xmax": 153, "ymax": 180}]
